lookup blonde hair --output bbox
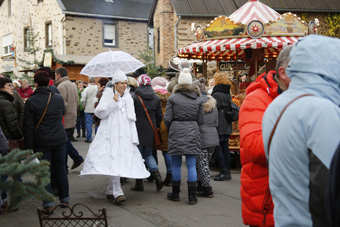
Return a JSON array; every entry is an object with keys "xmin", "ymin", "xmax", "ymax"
[
  {"xmin": 213, "ymin": 72, "xmax": 232, "ymax": 86},
  {"xmin": 127, "ymin": 76, "xmax": 138, "ymax": 88}
]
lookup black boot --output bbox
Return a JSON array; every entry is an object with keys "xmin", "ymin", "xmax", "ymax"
[
  {"xmin": 151, "ymin": 170, "xmax": 163, "ymax": 191},
  {"xmin": 163, "ymin": 173, "xmax": 172, "ymax": 186},
  {"xmin": 213, "ymin": 169, "xmax": 231, "ymax": 181},
  {"xmin": 196, "ymin": 181, "xmax": 202, "ymax": 192},
  {"xmin": 167, "ymin": 181, "xmax": 180, "ymax": 201},
  {"xmin": 197, "ymin": 186, "xmax": 214, "ymax": 198},
  {"xmin": 187, "ymin": 181, "xmax": 197, "ymax": 205},
  {"xmin": 131, "ymin": 179, "xmax": 144, "ymax": 191}
]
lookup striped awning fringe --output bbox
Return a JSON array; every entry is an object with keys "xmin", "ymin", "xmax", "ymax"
[{"xmin": 177, "ymin": 36, "xmax": 300, "ymax": 55}]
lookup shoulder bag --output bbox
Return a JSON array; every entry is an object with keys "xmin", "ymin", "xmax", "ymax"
[
  {"xmin": 136, "ymin": 95, "xmax": 162, "ymax": 147},
  {"xmin": 267, "ymin": 94, "xmax": 314, "ymax": 156},
  {"xmin": 34, "ymin": 92, "xmax": 52, "ymax": 134}
]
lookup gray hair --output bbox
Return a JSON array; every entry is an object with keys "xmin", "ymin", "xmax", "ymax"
[
  {"xmin": 179, "ymin": 60, "xmax": 191, "ymax": 72},
  {"xmin": 55, "ymin": 67, "xmax": 68, "ymax": 77},
  {"xmin": 89, "ymin": 77, "xmax": 96, "ymax": 83},
  {"xmin": 275, "ymin": 45, "xmax": 294, "ymax": 74}
]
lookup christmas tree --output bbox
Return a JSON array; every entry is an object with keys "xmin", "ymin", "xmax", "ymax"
[{"xmin": 0, "ymin": 149, "xmax": 54, "ymax": 212}]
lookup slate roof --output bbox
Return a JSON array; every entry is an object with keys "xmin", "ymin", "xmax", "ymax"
[
  {"xmin": 171, "ymin": 0, "xmax": 340, "ymax": 17},
  {"xmin": 58, "ymin": 0, "xmax": 154, "ymax": 21}
]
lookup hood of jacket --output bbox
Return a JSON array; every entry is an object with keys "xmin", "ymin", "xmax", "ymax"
[
  {"xmin": 155, "ymin": 90, "xmax": 171, "ymax": 102},
  {"xmin": 173, "ymin": 84, "xmax": 201, "ymax": 99},
  {"xmin": 211, "ymin": 84, "xmax": 230, "ymax": 95},
  {"xmin": 286, "ymin": 35, "xmax": 340, "ymax": 106},
  {"xmin": 246, "ymin": 70, "xmax": 280, "ymax": 99},
  {"xmin": 54, "ymin": 76, "xmax": 70, "ymax": 87},
  {"xmin": 201, "ymin": 95, "xmax": 216, "ymax": 113},
  {"xmin": 0, "ymin": 90, "xmax": 14, "ymax": 102},
  {"xmin": 135, "ymin": 85, "xmax": 156, "ymax": 100}
]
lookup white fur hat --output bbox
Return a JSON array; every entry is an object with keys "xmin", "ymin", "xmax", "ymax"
[
  {"xmin": 113, "ymin": 69, "xmax": 127, "ymax": 84},
  {"xmin": 178, "ymin": 68, "xmax": 192, "ymax": 85}
]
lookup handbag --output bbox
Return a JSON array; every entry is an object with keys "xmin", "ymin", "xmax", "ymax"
[
  {"xmin": 226, "ymin": 101, "xmax": 239, "ymax": 122},
  {"xmin": 222, "ymin": 96, "xmax": 239, "ymax": 122},
  {"xmin": 136, "ymin": 95, "xmax": 162, "ymax": 147}
]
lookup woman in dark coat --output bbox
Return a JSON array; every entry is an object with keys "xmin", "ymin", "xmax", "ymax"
[
  {"xmin": 164, "ymin": 68, "xmax": 204, "ymax": 205},
  {"xmin": 23, "ymin": 71, "xmax": 69, "ymax": 214},
  {"xmin": 211, "ymin": 72, "xmax": 233, "ymax": 181},
  {"xmin": 131, "ymin": 74, "xmax": 163, "ymax": 192},
  {"xmin": 0, "ymin": 77, "xmax": 23, "ymax": 213}
]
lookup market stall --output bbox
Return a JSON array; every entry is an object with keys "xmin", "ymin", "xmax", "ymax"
[{"xmin": 176, "ymin": 0, "xmax": 316, "ymax": 161}]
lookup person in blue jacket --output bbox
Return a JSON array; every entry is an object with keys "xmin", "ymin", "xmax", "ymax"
[{"xmin": 262, "ymin": 35, "xmax": 340, "ymax": 227}]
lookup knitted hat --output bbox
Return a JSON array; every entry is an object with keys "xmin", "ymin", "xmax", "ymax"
[
  {"xmin": 178, "ymin": 68, "xmax": 192, "ymax": 85},
  {"xmin": 137, "ymin": 74, "xmax": 151, "ymax": 86},
  {"xmin": 151, "ymin": 77, "xmax": 167, "ymax": 88},
  {"xmin": 113, "ymin": 69, "xmax": 127, "ymax": 84}
]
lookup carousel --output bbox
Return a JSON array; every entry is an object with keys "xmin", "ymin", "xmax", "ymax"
[{"xmin": 176, "ymin": 0, "xmax": 318, "ymax": 164}]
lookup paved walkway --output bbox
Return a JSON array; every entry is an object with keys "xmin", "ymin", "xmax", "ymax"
[{"xmin": 0, "ymin": 136, "xmax": 243, "ymax": 227}]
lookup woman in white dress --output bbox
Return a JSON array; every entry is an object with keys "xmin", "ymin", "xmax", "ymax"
[{"xmin": 81, "ymin": 70, "xmax": 150, "ymax": 204}]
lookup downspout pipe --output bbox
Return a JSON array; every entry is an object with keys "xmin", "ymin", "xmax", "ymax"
[{"xmin": 175, "ymin": 16, "xmax": 181, "ymax": 52}]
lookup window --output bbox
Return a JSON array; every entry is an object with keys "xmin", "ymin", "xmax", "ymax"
[
  {"xmin": 38, "ymin": 0, "xmax": 43, "ymax": 3},
  {"xmin": 24, "ymin": 27, "xmax": 29, "ymax": 50},
  {"xmin": 2, "ymin": 33, "xmax": 12, "ymax": 56},
  {"xmin": 45, "ymin": 22, "xmax": 52, "ymax": 47},
  {"xmin": 103, "ymin": 24, "xmax": 116, "ymax": 46},
  {"xmin": 7, "ymin": 0, "xmax": 11, "ymax": 17}
]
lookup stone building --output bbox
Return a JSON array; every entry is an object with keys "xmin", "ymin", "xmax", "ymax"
[
  {"xmin": 0, "ymin": 0, "xmax": 153, "ymax": 81},
  {"xmin": 149, "ymin": 0, "xmax": 340, "ymax": 69}
]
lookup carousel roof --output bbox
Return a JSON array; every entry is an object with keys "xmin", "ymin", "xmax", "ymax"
[{"xmin": 229, "ymin": 0, "xmax": 280, "ymax": 24}]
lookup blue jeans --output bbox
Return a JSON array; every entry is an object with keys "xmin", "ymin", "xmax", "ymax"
[
  {"xmin": 215, "ymin": 135, "xmax": 230, "ymax": 170},
  {"xmin": 85, "ymin": 113, "xmax": 94, "ymax": 141},
  {"xmin": 137, "ymin": 145, "xmax": 159, "ymax": 173},
  {"xmin": 76, "ymin": 111, "xmax": 86, "ymax": 136},
  {"xmin": 172, "ymin": 154, "xmax": 197, "ymax": 182},
  {"xmin": 65, "ymin": 129, "xmax": 83, "ymax": 169},
  {"xmin": 36, "ymin": 144, "xmax": 70, "ymax": 207},
  {"xmin": 162, "ymin": 151, "xmax": 172, "ymax": 174}
]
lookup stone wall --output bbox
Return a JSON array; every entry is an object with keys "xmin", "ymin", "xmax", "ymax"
[
  {"xmin": 64, "ymin": 16, "xmax": 148, "ymax": 60},
  {"xmin": 153, "ymin": 0, "xmax": 175, "ymax": 67},
  {"xmin": 0, "ymin": 0, "xmax": 63, "ymax": 73}
]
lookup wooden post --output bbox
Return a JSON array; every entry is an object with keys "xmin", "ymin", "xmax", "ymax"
[
  {"xmin": 255, "ymin": 49, "xmax": 258, "ymax": 78},
  {"xmin": 235, "ymin": 49, "xmax": 239, "ymax": 93}
]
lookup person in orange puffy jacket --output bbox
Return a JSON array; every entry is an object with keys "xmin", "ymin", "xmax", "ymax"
[{"xmin": 239, "ymin": 45, "xmax": 293, "ymax": 227}]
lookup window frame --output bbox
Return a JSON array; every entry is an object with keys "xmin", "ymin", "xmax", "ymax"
[
  {"xmin": 2, "ymin": 33, "xmax": 13, "ymax": 57},
  {"xmin": 103, "ymin": 22, "xmax": 118, "ymax": 47},
  {"xmin": 45, "ymin": 21, "xmax": 52, "ymax": 48},
  {"xmin": 7, "ymin": 0, "xmax": 11, "ymax": 17},
  {"xmin": 24, "ymin": 27, "xmax": 29, "ymax": 51},
  {"xmin": 157, "ymin": 28, "xmax": 160, "ymax": 54}
]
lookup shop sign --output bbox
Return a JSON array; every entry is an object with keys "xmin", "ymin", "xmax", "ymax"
[
  {"xmin": 218, "ymin": 62, "xmax": 234, "ymax": 71},
  {"xmin": 2, "ymin": 64, "xmax": 14, "ymax": 71}
]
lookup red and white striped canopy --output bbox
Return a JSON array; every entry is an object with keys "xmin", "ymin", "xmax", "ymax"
[
  {"xmin": 177, "ymin": 36, "xmax": 299, "ymax": 57},
  {"xmin": 229, "ymin": 0, "xmax": 280, "ymax": 25}
]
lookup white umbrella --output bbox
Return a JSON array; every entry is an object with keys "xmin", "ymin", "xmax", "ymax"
[{"xmin": 80, "ymin": 50, "xmax": 145, "ymax": 77}]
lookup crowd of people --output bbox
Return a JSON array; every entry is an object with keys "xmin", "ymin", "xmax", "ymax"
[{"xmin": 0, "ymin": 35, "xmax": 340, "ymax": 226}]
